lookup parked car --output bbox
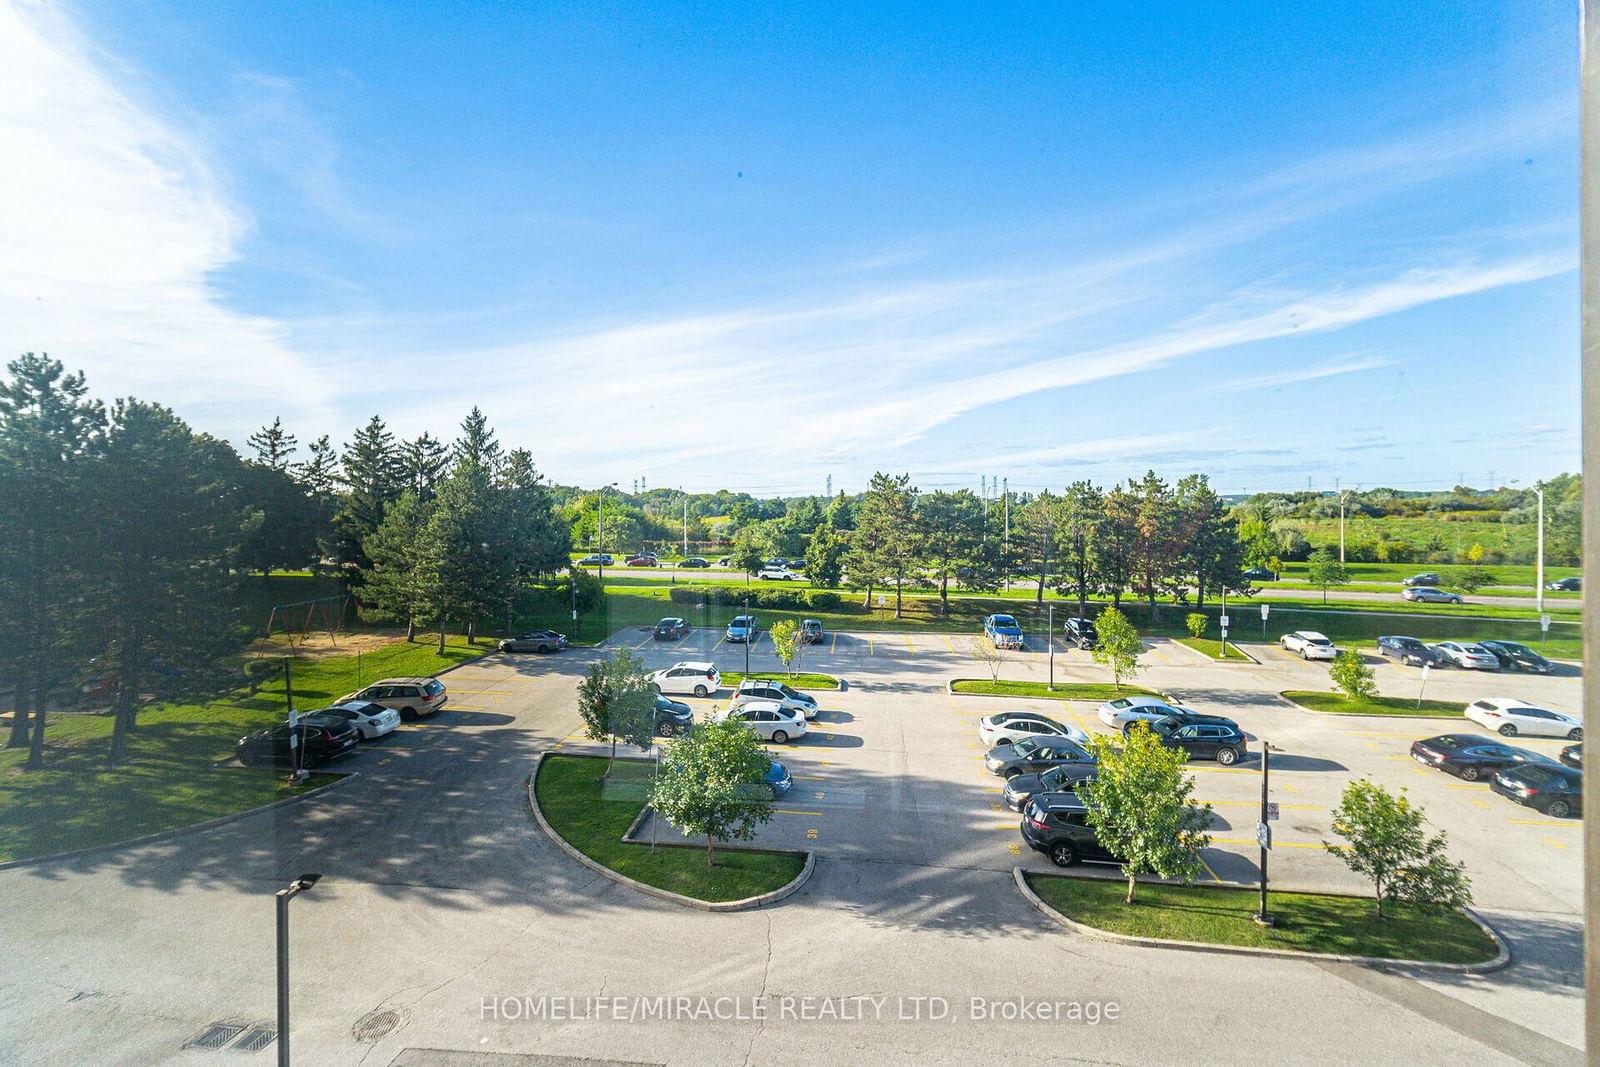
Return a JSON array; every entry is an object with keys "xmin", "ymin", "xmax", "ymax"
[
  {"xmin": 1477, "ymin": 640, "xmax": 1554, "ymax": 674},
  {"xmin": 757, "ymin": 565, "xmax": 799, "ymax": 581},
  {"xmin": 1402, "ymin": 573, "xmax": 1442, "ymax": 587},
  {"xmin": 1280, "ymin": 631, "xmax": 1336, "ymax": 660},
  {"xmin": 984, "ymin": 735, "xmax": 1095, "ymax": 778},
  {"xmin": 732, "ymin": 678, "xmax": 819, "ymax": 720},
  {"xmin": 236, "ymin": 721, "xmax": 359, "ymax": 768},
  {"xmin": 576, "ymin": 554, "xmax": 614, "ymax": 566},
  {"xmin": 1242, "ymin": 566, "xmax": 1278, "ymax": 582},
  {"xmin": 764, "ymin": 757, "xmax": 792, "ymax": 798},
  {"xmin": 499, "ymin": 630, "xmax": 567, "ymax": 653},
  {"xmin": 1020, "ymin": 793, "xmax": 1126, "ymax": 868},
  {"xmin": 799, "ymin": 618, "xmax": 825, "ymax": 644},
  {"xmin": 653, "ymin": 617, "xmax": 689, "ymax": 640},
  {"xmin": 1408, "ymin": 733, "xmax": 1556, "ymax": 781},
  {"xmin": 653, "ymin": 694, "xmax": 693, "ymax": 737},
  {"xmin": 984, "ymin": 613, "xmax": 1025, "ymax": 650},
  {"xmin": 1491, "ymin": 763, "xmax": 1583, "ymax": 818},
  {"xmin": 1403, "ymin": 587, "xmax": 1463, "ymax": 604},
  {"xmin": 300, "ymin": 701, "xmax": 401, "ymax": 741},
  {"xmin": 1129, "ymin": 717, "xmax": 1250, "ymax": 765},
  {"xmin": 1117, "ymin": 709, "xmax": 1239, "ymax": 736},
  {"xmin": 710, "ymin": 701, "xmax": 806, "ymax": 743},
  {"xmin": 1002, "ymin": 763, "xmax": 1099, "ymax": 811},
  {"xmin": 1435, "ymin": 641, "xmax": 1501, "ymax": 670},
  {"xmin": 1560, "ymin": 743, "xmax": 1582, "ymax": 769},
  {"xmin": 715, "ymin": 557, "xmax": 732, "ymax": 567},
  {"xmin": 1376, "ymin": 635, "xmax": 1444, "ymax": 667},
  {"xmin": 337, "ymin": 677, "xmax": 448, "ymax": 721},
  {"xmin": 786, "ymin": 559, "xmax": 807, "ymax": 570},
  {"xmin": 1062, "ymin": 617, "xmax": 1098, "ymax": 649},
  {"xmin": 650, "ymin": 661, "xmax": 721, "ymax": 697},
  {"xmin": 625, "ymin": 554, "xmax": 658, "ymax": 567},
  {"xmin": 725, "ymin": 615, "xmax": 759, "ymax": 643},
  {"xmin": 1465, "ymin": 697, "xmax": 1583, "ymax": 740},
  {"xmin": 1097, "ymin": 695, "xmax": 1191, "ymax": 729},
  {"xmin": 978, "ymin": 713, "xmax": 1088, "ymax": 748},
  {"xmin": 1547, "ymin": 576, "xmax": 1581, "ymax": 592},
  {"xmin": 678, "ymin": 557, "xmax": 711, "ymax": 568}
]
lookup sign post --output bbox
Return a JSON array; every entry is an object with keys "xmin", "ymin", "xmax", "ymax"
[
  {"xmin": 1255, "ymin": 742, "xmax": 1273, "ymax": 926},
  {"xmin": 1417, "ymin": 662, "xmax": 1432, "ymax": 709},
  {"xmin": 1540, "ymin": 613, "xmax": 1552, "ymax": 651},
  {"xmin": 1260, "ymin": 602, "xmax": 1270, "ymax": 640}
]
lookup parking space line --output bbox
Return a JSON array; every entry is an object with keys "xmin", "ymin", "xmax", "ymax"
[
  {"xmin": 1508, "ymin": 819, "xmax": 1579, "ymax": 829},
  {"xmin": 1543, "ymin": 837, "xmax": 1568, "ymax": 849},
  {"xmin": 1203, "ymin": 800, "xmax": 1318, "ymax": 810},
  {"xmin": 830, "ymin": 631, "xmax": 839, "ymax": 653},
  {"xmin": 943, "ymin": 634, "xmax": 956, "ymax": 654},
  {"xmin": 1197, "ymin": 852, "xmax": 1223, "ymax": 883},
  {"xmin": 774, "ymin": 809, "xmax": 824, "ymax": 816},
  {"xmin": 905, "ymin": 633, "xmax": 915, "ymax": 654},
  {"xmin": 713, "ymin": 634, "xmax": 727, "ymax": 650},
  {"xmin": 1211, "ymin": 837, "xmax": 1337, "ymax": 850},
  {"xmin": 867, "ymin": 635, "xmax": 876, "ymax": 655}
]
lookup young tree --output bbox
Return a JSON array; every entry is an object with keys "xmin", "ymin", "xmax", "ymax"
[
  {"xmin": 1329, "ymin": 647, "xmax": 1378, "ymax": 701},
  {"xmin": 1452, "ymin": 568, "xmax": 1496, "ymax": 597},
  {"xmin": 918, "ymin": 489, "xmax": 985, "ymax": 615},
  {"xmin": 1091, "ymin": 606, "xmax": 1143, "ymax": 690},
  {"xmin": 650, "ymin": 716, "xmax": 776, "ymax": 868},
  {"xmin": 1306, "ymin": 549, "xmax": 1349, "ymax": 604},
  {"xmin": 1078, "ymin": 727, "xmax": 1213, "ymax": 904},
  {"xmin": 769, "ymin": 619, "xmax": 800, "ymax": 677},
  {"xmin": 803, "ymin": 525, "xmax": 846, "ymax": 588},
  {"xmin": 730, "ymin": 527, "xmax": 767, "ymax": 582},
  {"xmin": 1184, "ymin": 613, "xmax": 1207, "ymax": 640},
  {"xmin": 1324, "ymin": 780, "xmax": 1473, "ymax": 918},
  {"xmin": 970, "ymin": 636, "xmax": 1004, "ymax": 683},
  {"xmin": 575, "ymin": 649, "xmax": 658, "ymax": 779}
]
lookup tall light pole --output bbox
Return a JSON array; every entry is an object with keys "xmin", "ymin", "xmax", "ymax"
[
  {"xmin": 1511, "ymin": 481, "xmax": 1547, "ymax": 614},
  {"xmin": 276, "ymin": 874, "xmax": 322, "ymax": 1066},
  {"xmin": 681, "ymin": 487, "xmax": 689, "ymax": 558},
  {"xmin": 1047, "ymin": 603, "xmax": 1055, "ymax": 691},
  {"xmin": 1002, "ymin": 478, "xmax": 1010, "ymax": 592},
  {"xmin": 597, "ymin": 481, "xmax": 618, "ymax": 588}
]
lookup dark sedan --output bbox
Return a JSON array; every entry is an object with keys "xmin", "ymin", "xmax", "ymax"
[
  {"xmin": 1402, "ymin": 573, "xmax": 1442, "ymax": 587},
  {"xmin": 1560, "ymin": 743, "xmax": 1582, "ymax": 769},
  {"xmin": 984, "ymin": 736, "xmax": 1095, "ymax": 778},
  {"xmin": 677, "ymin": 557, "xmax": 711, "ymax": 568},
  {"xmin": 1130, "ymin": 718, "xmax": 1249, "ymax": 765},
  {"xmin": 1376, "ymin": 635, "xmax": 1444, "ymax": 667},
  {"xmin": 1478, "ymin": 640, "xmax": 1554, "ymax": 674},
  {"xmin": 1491, "ymin": 764, "xmax": 1582, "ymax": 819},
  {"xmin": 1002, "ymin": 763, "xmax": 1099, "ymax": 811},
  {"xmin": 1547, "ymin": 576, "xmax": 1581, "ymax": 592},
  {"xmin": 1409, "ymin": 733, "xmax": 1555, "ymax": 781},
  {"xmin": 653, "ymin": 695, "xmax": 693, "ymax": 736},
  {"xmin": 1242, "ymin": 566, "xmax": 1278, "ymax": 582},
  {"xmin": 236, "ymin": 721, "xmax": 359, "ymax": 768},
  {"xmin": 654, "ymin": 617, "xmax": 690, "ymax": 640}
]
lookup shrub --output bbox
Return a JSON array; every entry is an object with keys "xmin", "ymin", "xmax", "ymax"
[
  {"xmin": 1329, "ymin": 647, "xmax": 1377, "ymax": 701},
  {"xmin": 806, "ymin": 590, "xmax": 841, "ymax": 610},
  {"xmin": 1184, "ymin": 613, "xmax": 1207, "ymax": 640}
]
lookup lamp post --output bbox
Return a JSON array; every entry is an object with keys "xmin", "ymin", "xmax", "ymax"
[
  {"xmin": 1047, "ymin": 602, "xmax": 1055, "ymax": 691},
  {"xmin": 276, "ymin": 874, "xmax": 322, "ymax": 1066},
  {"xmin": 597, "ymin": 481, "xmax": 619, "ymax": 590},
  {"xmin": 744, "ymin": 591, "xmax": 752, "ymax": 678},
  {"xmin": 1511, "ymin": 481, "xmax": 1547, "ymax": 613}
]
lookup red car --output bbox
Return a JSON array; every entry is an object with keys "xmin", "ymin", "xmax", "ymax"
[{"xmin": 625, "ymin": 554, "xmax": 658, "ymax": 567}]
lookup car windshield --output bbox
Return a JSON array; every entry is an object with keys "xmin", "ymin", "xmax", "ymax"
[
  {"xmin": 1011, "ymin": 738, "xmax": 1038, "ymax": 756},
  {"xmin": 992, "ymin": 615, "xmax": 1017, "ymax": 627}
]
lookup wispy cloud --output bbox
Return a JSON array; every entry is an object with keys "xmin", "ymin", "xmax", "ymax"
[{"xmin": 1194, "ymin": 353, "xmax": 1397, "ymax": 397}]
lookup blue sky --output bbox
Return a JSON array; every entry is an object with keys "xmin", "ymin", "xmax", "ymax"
[{"xmin": 1, "ymin": 0, "xmax": 1578, "ymax": 495}]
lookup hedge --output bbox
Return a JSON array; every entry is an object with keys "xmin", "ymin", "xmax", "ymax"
[{"xmin": 666, "ymin": 585, "xmax": 839, "ymax": 612}]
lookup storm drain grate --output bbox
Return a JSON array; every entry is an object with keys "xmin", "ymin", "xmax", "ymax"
[
  {"xmin": 353, "ymin": 1007, "xmax": 406, "ymax": 1042},
  {"xmin": 230, "ymin": 1026, "xmax": 277, "ymax": 1053},
  {"xmin": 184, "ymin": 1023, "xmax": 246, "ymax": 1050}
]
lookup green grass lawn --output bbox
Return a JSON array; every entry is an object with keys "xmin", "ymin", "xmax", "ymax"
[
  {"xmin": 1025, "ymin": 874, "xmax": 1497, "ymax": 964},
  {"xmin": 1176, "ymin": 637, "xmax": 1255, "ymax": 662},
  {"xmin": 951, "ymin": 679, "xmax": 1160, "ymax": 701},
  {"xmin": 534, "ymin": 754, "xmax": 806, "ymax": 902},
  {"xmin": 1280, "ymin": 690, "xmax": 1464, "ymax": 717},
  {"xmin": 0, "ymin": 634, "xmax": 486, "ymax": 864},
  {"xmin": 720, "ymin": 672, "xmax": 841, "ymax": 690}
]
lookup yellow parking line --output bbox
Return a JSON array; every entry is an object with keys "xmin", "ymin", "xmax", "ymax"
[
  {"xmin": 867, "ymin": 635, "xmax": 876, "ymax": 655},
  {"xmin": 1471, "ymin": 798, "xmax": 1489, "ymax": 809},
  {"xmin": 1508, "ymin": 819, "xmax": 1579, "ymax": 828},
  {"xmin": 774, "ymin": 809, "xmax": 824, "ymax": 816},
  {"xmin": 1185, "ymin": 766, "xmax": 1259, "ymax": 775},
  {"xmin": 905, "ymin": 633, "xmax": 915, "ymax": 654},
  {"xmin": 1544, "ymin": 837, "xmax": 1568, "ymax": 849},
  {"xmin": 1197, "ymin": 852, "xmax": 1223, "ymax": 883},
  {"xmin": 795, "ymin": 775, "xmax": 826, "ymax": 781},
  {"xmin": 1212, "ymin": 837, "xmax": 1336, "ymax": 850},
  {"xmin": 944, "ymin": 635, "xmax": 956, "ymax": 654},
  {"xmin": 1203, "ymin": 800, "xmax": 1318, "ymax": 810},
  {"xmin": 1281, "ymin": 782, "xmax": 1300, "ymax": 794},
  {"xmin": 830, "ymin": 631, "xmax": 839, "ymax": 653}
]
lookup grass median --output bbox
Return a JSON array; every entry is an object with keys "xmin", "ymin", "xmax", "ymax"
[
  {"xmin": 1025, "ymin": 874, "xmax": 1497, "ymax": 964},
  {"xmin": 951, "ymin": 679, "xmax": 1160, "ymax": 701},
  {"xmin": 1280, "ymin": 691, "xmax": 1463, "ymax": 718},
  {"xmin": 1176, "ymin": 637, "xmax": 1255, "ymax": 662},
  {"xmin": 534, "ymin": 754, "xmax": 806, "ymax": 902},
  {"xmin": 720, "ymin": 671, "xmax": 840, "ymax": 690}
]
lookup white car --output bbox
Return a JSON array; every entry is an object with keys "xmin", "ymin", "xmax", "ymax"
[
  {"xmin": 757, "ymin": 566, "xmax": 798, "ymax": 581},
  {"xmin": 1280, "ymin": 631, "xmax": 1337, "ymax": 660},
  {"xmin": 303, "ymin": 701, "xmax": 401, "ymax": 740},
  {"xmin": 1097, "ymin": 696, "xmax": 1189, "ymax": 730},
  {"xmin": 1434, "ymin": 641, "xmax": 1501, "ymax": 670},
  {"xmin": 650, "ymin": 661, "xmax": 721, "ymax": 697},
  {"xmin": 710, "ymin": 701, "xmax": 807, "ymax": 743},
  {"xmin": 1465, "ymin": 697, "xmax": 1583, "ymax": 740},
  {"xmin": 977, "ymin": 713, "xmax": 1089, "ymax": 748}
]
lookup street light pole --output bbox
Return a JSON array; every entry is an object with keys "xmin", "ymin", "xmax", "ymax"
[
  {"xmin": 276, "ymin": 874, "xmax": 321, "ymax": 1066},
  {"xmin": 744, "ymin": 592, "xmax": 751, "ymax": 678},
  {"xmin": 1536, "ymin": 486, "xmax": 1546, "ymax": 615},
  {"xmin": 1047, "ymin": 603, "xmax": 1055, "ymax": 691},
  {"xmin": 1338, "ymin": 489, "xmax": 1353, "ymax": 564},
  {"xmin": 1255, "ymin": 747, "xmax": 1272, "ymax": 926}
]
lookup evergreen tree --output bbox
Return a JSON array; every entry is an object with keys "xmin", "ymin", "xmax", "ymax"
[
  {"xmin": 850, "ymin": 472, "xmax": 919, "ymax": 617},
  {"xmin": 917, "ymin": 489, "xmax": 984, "ymax": 615},
  {"xmin": 246, "ymin": 416, "xmax": 298, "ymax": 470}
]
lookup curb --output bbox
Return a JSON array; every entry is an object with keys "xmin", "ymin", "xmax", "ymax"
[
  {"xmin": 0, "ymin": 772, "xmax": 360, "ymax": 873},
  {"xmin": 945, "ymin": 678, "xmax": 1162, "ymax": 700},
  {"xmin": 527, "ymin": 753, "xmax": 815, "ymax": 913},
  {"xmin": 1276, "ymin": 693, "xmax": 1462, "ymax": 720},
  {"xmin": 1012, "ymin": 868, "xmax": 1511, "ymax": 974},
  {"xmin": 1171, "ymin": 639, "xmax": 1259, "ymax": 665}
]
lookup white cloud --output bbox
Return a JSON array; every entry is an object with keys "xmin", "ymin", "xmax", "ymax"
[{"xmin": 1193, "ymin": 353, "xmax": 1397, "ymax": 397}]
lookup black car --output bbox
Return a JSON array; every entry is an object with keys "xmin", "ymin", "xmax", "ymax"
[
  {"xmin": 654, "ymin": 617, "xmax": 689, "ymax": 640},
  {"xmin": 1409, "ymin": 733, "xmax": 1555, "ymax": 781},
  {"xmin": 1120, "ymin": 709, "xmax": 1240, "ymax": 735},
  {"xmin": 1002, "ymin": 763, "xmax": 1098, "ymax": 811},
  {"xmin": 985, "ymin": 736, "xmax": 1095, "ymax": 778},
  {"xmin": 1242, "ymin": 566, "xmax": 1278, "ymax": 582},
  {"xmin": 236, "ymin": 721, "xmax": 359, "ymax": 768},
  {"xmin": 677, "ymin": 557, "xmax": 711, "ymax": 568},
  {"xmin": 1020, "ymin": 793, "xmax": 1125, "ymax": 868},
  {"xmin": 653, "ymin": 695, "xmax": 693, "ymax": 736},
  {"xmin": 1130, "ymin": 717, "xmax": 1249, "ymax": 765},
  {"xmin": 1477, "ymin": 640, "xmax": 1553, "ymax": 674},
  {"xmin": 1491, "ymin": 763, "xmax": 1583, "ymax": 819},
  {"xmin": 1062, "ymin": 617, "xmax": 1098, "ymax": 649},
  {"xmin": 1560, "ymin": 743, "xmax": 1582, "ymax": 769},
  {"xmin": 1547, "ymin": 576, "xmax": 1581, "ymax": 592},
  {"xmin": 1376, "ymin": 635, "xmax": 1444, "ymax": 667},
  {"xmin": 1402, "ymin": 572, "xmax": 1441, "ymax": 587}
]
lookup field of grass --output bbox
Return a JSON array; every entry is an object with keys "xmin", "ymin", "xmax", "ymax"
[
  {"xmin": 1280, "ymin": 691, "xmax": 1470, "ymax": 718},
  {"xmin": 534, "ymin": 754, "xmax": 806, "ymax": 902},
  {"xmin": 951, "ymin": 680, "xmax": 1160, "ymax": 701},
  {"xmin": 0, "ymin": 634, "xmax": 485, "ymax": 864},
  {"xmin": 719, "ymin": 672, "xmax": 841, "ymax": 690},
  {"xmin": 1025, "ymin": 874, "xmax": 1498, "ymax": 964}
]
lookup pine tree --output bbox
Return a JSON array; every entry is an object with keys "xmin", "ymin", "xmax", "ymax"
[{"xmin": 246, "ymin": 416, "xmax": 298, "ymax": 470}]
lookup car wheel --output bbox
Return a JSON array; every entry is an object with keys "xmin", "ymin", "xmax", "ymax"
[
  {"xmin": 1300, "ymin": 649, "xmax": 1308, "ymax": 659},
  {"xmin": 1546, "ymin": 799, "xmax": 1573, "ymax": 819},
  {"xmin": 1569, "ymin": 728, "xmax": 1584, "ymax": 741},
  {"xmin": 658, "ymin": 721, "xmax": 676, "ymax": 738},
  {"xmin": 1458, "ymin": 765, "xmax": 1480, "ymax": 782},
  {"xmin": 1214, "ymin": 747, "xmax": 1237, "ymax": 765},
  {"xmin": 771, "ymin": 730, "xmax": 788, "ymax": 744},
  {"xmin": 400, "ymin": 707, "xmax": 417, "ymax": 722},
  {"xmin": 1498, "ymin": 724, "xmax": 1518, "ymax": 737},
  {"xmin": 693, "ymin": 685, "xmax": 708, "ymax": 698},
  {"xmin": 1003, "ymin": 767, "xmax": 1022, "ymax": 779},
  {"xmin": 1049, "ymin": 843, "xmax": 1078, "ymax": 868}
]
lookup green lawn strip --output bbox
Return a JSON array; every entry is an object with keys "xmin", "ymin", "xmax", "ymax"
[
  {"xmin": 1175, "ymin": 637, "xmax": 1255, "ymax": 662},
  {"xmin": 1280, "ymin": 690, "xmax": 1463, "ymax": 718},
  {"xmin": 951, "ymin": 679, "xmax": 1160, "ymax": 701},
  {"xmin": 1025, "ymin": 874, "xmax": 1497, "ymax": 964},
  {"xmin": 720, "ymin": 672, "xmax": 841, "ymax": 690},
  {"xmin": 534, "ymin": 754, "xmax": 805, "ymax": 902},
  {"xmin": 0, "ymin": 634, "xmax": 486, "ymax": 864}
]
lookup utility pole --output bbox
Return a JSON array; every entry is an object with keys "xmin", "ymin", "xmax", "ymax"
[
  {"xmin": 682, "ymin": 488, "xmax": 689, "ymax": 557},
  {"xmin": 1047, "ymin": 603, "xmax": 1055, "ymax": 691},
  {"xmin": 1003, "ymin": 478, "xmax": 1010, "ymax": 592},
  {"xmin": 1255, "ymin": 745, "xmax": 1273, "ymax": 926},
  {"xmin": 1536, "ymin": 485, "xmax": 1546, "ymax": 614},
  {"xmin": 1339, "ymin": 489, "xmax": 1351, "ymax": 563}
]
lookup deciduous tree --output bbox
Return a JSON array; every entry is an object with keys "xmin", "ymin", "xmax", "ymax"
[
  {"xmin": 1091, "ymin": 606, "xmax": 1143, "ymax": 691},
  {"xmin": 575, "ymin": 649, "xmax": 658, "ymax": 779},
  {"xmin": 1324, "ymin": 780, "xmax": 1472, "ymax": 918},
  {"xmin": 650, "ymin": 716, "xmax": 775, "ymax": 868}
]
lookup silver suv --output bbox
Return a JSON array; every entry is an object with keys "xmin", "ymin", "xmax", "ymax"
[
  {"xmin": 731, "ymin": 678, "xmax": 819, "ymax": 720},
  {"xmin": 336, "ymin": 676, "xmax": 448, "ymax": 720}
]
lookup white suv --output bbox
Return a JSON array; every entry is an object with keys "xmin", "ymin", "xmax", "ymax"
[
  {"xmin": 650, "ymin": 661, "xmax": 721, "ymax": 697},
  {"xmin": 758, "ymin": 565, "xmax": 798, "ymax": 581},
  {"xmin": 1280, "ymin": 631, "xmax": 1337, "ymax": 660}
]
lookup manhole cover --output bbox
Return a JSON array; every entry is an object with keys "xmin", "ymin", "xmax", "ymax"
[
  {"xmin": 184, "ymin": 1022, "xmax": 245, "ymax": 1050},
  {"xmin": 231, "ymin": 1026, "xmax": 277, "ymax": 1053},
  {"xmin": 353, "ymin": 1007, "xmax": 407, "ymax": 1042}
]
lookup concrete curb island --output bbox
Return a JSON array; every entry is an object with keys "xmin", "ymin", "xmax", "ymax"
[
  {"xmin": 527, "ymin": 752, "xmax": 815, "ymax": 913},
  {"xmin": 1012, "ymin": 867, "xmax": 1511, "ymax": 974}
]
